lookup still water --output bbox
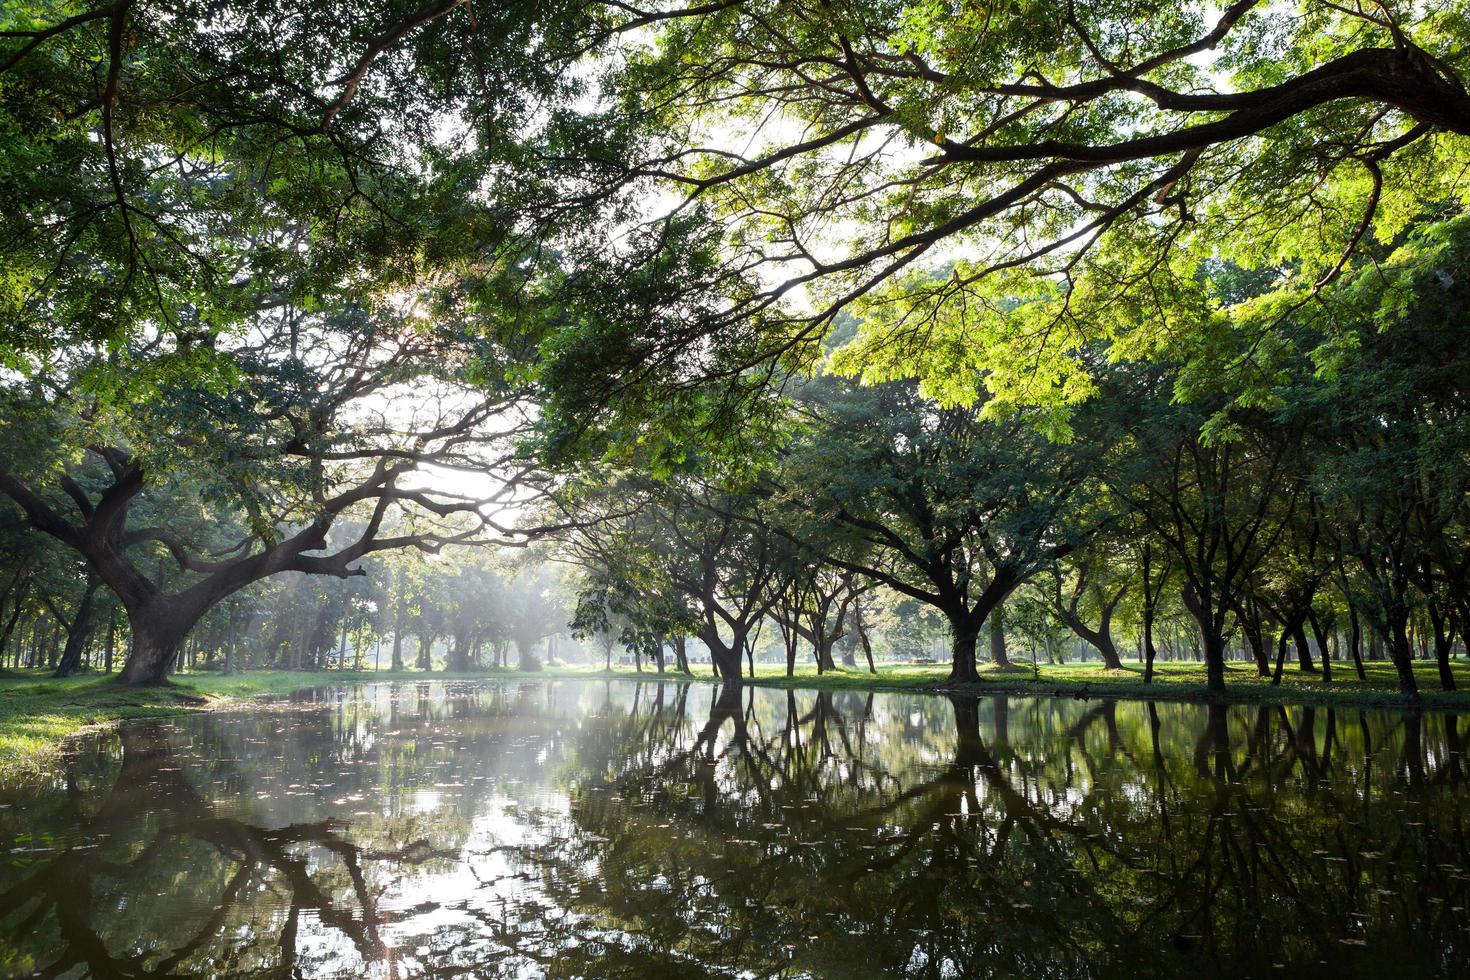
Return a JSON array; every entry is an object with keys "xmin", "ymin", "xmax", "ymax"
[{"xmin": 0, "ymin": 679, "xmax": 1465, "ymax": 978}]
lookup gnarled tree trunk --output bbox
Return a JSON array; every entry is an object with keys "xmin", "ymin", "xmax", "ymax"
[
  {"xmin": 702, "ymin": 625, "xmax": 746, "ymax": 683},
  {"xmin": 1055, "ymin": 588, "xmax": 1126, "ymax": 670},
  {"xmin": 115, "ymin": 609, "xmax": 196, "ymax": 686}
]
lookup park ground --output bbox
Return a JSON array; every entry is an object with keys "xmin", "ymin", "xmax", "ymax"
[{"xmin": 2, "ymin": 658, "xmax": 1468, "ymax": 781}]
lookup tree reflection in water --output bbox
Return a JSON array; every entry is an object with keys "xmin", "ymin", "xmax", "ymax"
[{"xmin": 0, "ymin": 680, "xmax": 1464, "ymax": 977}]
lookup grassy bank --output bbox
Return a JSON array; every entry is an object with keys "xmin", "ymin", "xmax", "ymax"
[
  {"xmin": 3, "ymin": 658, "xmax": 1468, "ymax": 781},
  {"xmin": 0, "ymin": 670, "xmax": 444, "ymax": 781},
  {"xmin": 698, "ymin": 659, "xmax": 1470, "ymax": 710}
]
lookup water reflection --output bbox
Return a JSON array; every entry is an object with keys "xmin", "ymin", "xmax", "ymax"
[{"xmin": 0, "ymin": 680, "xmax": 1466, "ymax": 977}]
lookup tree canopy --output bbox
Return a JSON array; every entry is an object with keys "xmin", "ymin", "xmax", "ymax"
[{"xmin": 527, "ymin": 0, "xmax": 1470, "ymax": 443}]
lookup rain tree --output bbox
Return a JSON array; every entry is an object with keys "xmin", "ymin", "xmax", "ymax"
[
  {"xmin": 772, "ymin": 378, "xmax": 1103, "ymax": 683},
  {"xmin": 0, "ymin": 310, "xmax": 540, "ymax": 683},
  {"xmin": 555, "ymin": 470, "xmax": 791, "ymax": 682}
]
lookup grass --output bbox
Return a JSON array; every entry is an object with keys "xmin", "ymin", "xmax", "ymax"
[
  {"xmin": 540, "ymin": 658, "xmax": 1470, "ymax": 710},
  {"xmin": 2, "ymin": 657, "xmax": 1467, "ymax": 782}
]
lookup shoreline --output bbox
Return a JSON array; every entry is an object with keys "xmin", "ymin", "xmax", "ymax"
[
  {"xmin": 2, "ymin": 660, "xmax": 1466, "ymax": 781},
  {"xmin": 539, "ymin": 662, "xmax": 1470, "ymax": 712}
]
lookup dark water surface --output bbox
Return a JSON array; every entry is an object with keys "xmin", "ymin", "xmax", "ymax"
[{"xmin": 0, "ymin": 679, "xmax": 1466, "ymax": 978}]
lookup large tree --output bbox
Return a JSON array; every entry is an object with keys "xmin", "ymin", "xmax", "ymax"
[
  {"xmin": 773, "ymin": 378, "xmax": 1101, "ymax": 683},
  {"xmin": 559, "ymin": 471, "xmax": 791, "ymax": 682},
  {"xmin": 1101, "ymin": 370, "xmax": 1303, "ymax": 694},
  {"xmin": 563, "ymin": 494, "xmax": 701, "ymax": 676},
  {"xmin": 0, "ymin": 309, "xmax": 539, "ymax": 683}
]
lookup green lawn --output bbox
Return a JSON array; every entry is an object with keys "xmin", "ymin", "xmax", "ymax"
[
  {"xmin": 2, "ymin": 657, "xmax": 1466, "ymax": 782},
  {"xmin": 532, "ymin": 658, "xmax": 1470, "ymax": 706}
]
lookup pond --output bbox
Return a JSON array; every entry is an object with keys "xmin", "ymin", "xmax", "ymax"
[{"xmin": 0, "ymin": 679, "xmax": 1465, "ymax": 978}]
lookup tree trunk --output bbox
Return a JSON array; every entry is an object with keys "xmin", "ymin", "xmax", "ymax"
[
  {"xmin": 1427, "ymin": 604, "xmax": 1457, "ymax": 692},
  {"xmin": 103, "ymin": 606, "xmax": 116, "ymax": 674},
  {"xmin": 1141, "ymin": 618, "xmax": 1157, "ymax": 681},
  {"xmin": 707, "ymin": 632, "xmax": 744, "ymax": 683},
  {"xmin": 0, "ymin": 585, "xmax": 26, "ymax": 666},
  {"xmin": 1059, "ymin": 612, "xmax": 1122, "ymax": 669},
  {"xmin": 1204, "ymin": 630, "xmax": 1226, "ymax": 693},
  {"xmin": 989, "ymin": 602, "xmax": 1012, "ymax": 668},
  {"xmin": 673, "ymin": 635, "xmax": 691, "ymax": 675},
  {"xmin": 856, "ymin": 612, "xmax": 877, "ymax": 674},
  {"xmin": 0, "ymin": 573, "xmax": 25, "ymax": 664},
  {"xmin": 947, "ymin": 623, "xmax": 981, "ymax": 684},
  {"xmin": 815, "ymin": 637, "xmax": 836, "ymax": 673},
  {"xmin": 1057, "ymin": 586, "xmax": 1126, "ymax": 669},
  {"xmin": 447, "ymin": 632, "xmax": 471, "ymax": 672},
  {"xmin": 44, "ymin": 617, "xmax": 59, "ymax": 668},
  {"xmin": 1461, "ymin": 619, "xmax": 1470, "ymax": 684},
  {"xmin": 1239, "ymin": 600, "xmax": 1271, "ymax": 677},
  {"xmin": 223, "ymin": 604, "xmax": 235, "ymax": 676},
  {"xmin": 1293, "ymin": 621, "xmax": 1317, "ymax": 673},
  {"xmin": 1181, "ymin": 584, "xmax": 1228, "ymax": 695},
  {"xmin": 391, "ymin": 569, "xmax": 408, "ymax": 672},
  {"xmin": 1271, "ymin": 625, "xmax": 1291, "ymax": 685},
  {"xmin": 1347, "ymin": 606, "xmax": 1366, "ymax": 680},
  {"xmin": 1387, "ymin": 610, "xmax": 1421, "ymax": 699},
  {"xmin": 23, "ymin": 620, "xmax": 37, "ymax": 668},
  {"xmin": 1308, "ymin": 612, "xmax": 1332, "ymax": 684},
  {"xmin": 54, "ymin": 579, "xmax": 102, "ymax": 678},
  {"xmin": 517, "ymin": 638, "xmax": 542, "ymax": 672},
  {"xmin": 115, "ymin": 612, "xmax": 192, "ymax": 685}
]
